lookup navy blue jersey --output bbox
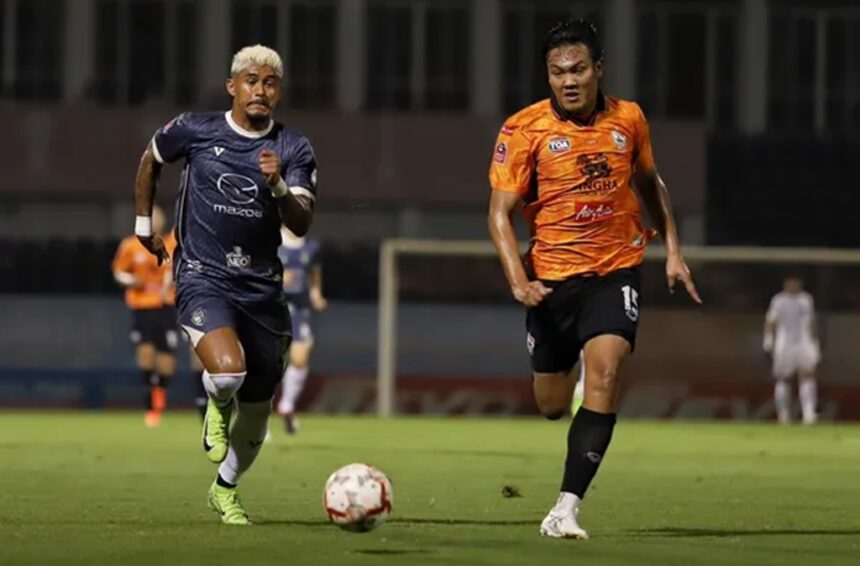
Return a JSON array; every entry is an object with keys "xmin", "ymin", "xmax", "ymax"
[
  {"xmin": 277, "ymin": 236, "xmax": 321, "ymax": 307},
  {"xmin": 152, "ymin": 111, "xmax": 318, "ymax": 304}
]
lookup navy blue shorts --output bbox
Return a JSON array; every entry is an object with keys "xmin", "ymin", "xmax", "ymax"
[{"xmin": 178, "ymin": 288, "xmax": 291, "ymax": 403}]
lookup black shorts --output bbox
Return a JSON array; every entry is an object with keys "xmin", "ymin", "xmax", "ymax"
[
  {"xmin": 130, "ymin": 307, "xmax": 178, "ymax": 353},
  {"xmin": 526, "ymin": 267, "xmax": 641, "ymax": 374}
]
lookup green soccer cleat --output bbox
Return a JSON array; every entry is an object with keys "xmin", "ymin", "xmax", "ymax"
[
  {"xmin": 208, "ymin": 481, "xmax": 251, "ymax": 526},
  {"xmin": 202, "ymin": 398, "xmax": 232, "ymax": 464}
]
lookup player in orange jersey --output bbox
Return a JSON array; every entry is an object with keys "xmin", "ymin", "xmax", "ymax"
[
  {"xmin": 112, "ymin": 205, "xmax": 177, "ymax": 427},
  {"xmin": 488, "ymin": 19, "xmax": 701, "ymax": 539}
]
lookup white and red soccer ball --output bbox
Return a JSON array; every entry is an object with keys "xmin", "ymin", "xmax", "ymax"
[{"xmin": 323, "ymin": 463, "xmax": 393, "ymax": 532}]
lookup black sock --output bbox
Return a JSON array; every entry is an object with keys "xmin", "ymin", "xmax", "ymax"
[
  {"xmin": 159, "ymin": 374, "xmax": 172, "ymax": 388},
  {"xmin": 142, "ymin": 370, "xmax": 156, "ymax": 410},
  {"xmin": 560, "ymin": 407, "xmax": 617, "ymax": 498},
  {"xmin": 142, "ymin": 369, "xmax": 157, "ymax": 385},
  {"xmin": 216, "ymin": 474, "xmax": 236, "ymax": 489}
]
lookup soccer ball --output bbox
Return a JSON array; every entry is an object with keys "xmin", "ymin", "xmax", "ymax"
[{"xmin": 323, "ymin": 463, "xmax": 393, "ymax": 532}]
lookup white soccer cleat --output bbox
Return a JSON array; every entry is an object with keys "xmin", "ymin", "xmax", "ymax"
[{"xmin": 540, "ymin": 504, "xmax": 589, "ymax": 539}]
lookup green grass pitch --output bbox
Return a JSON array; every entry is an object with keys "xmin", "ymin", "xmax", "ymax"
[{"xmin": 1, "ymin": 412, "xmax": 858, "ymax": 565}]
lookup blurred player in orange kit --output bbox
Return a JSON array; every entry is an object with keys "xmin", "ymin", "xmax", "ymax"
[
  {"xmin": 112, "ymin": 205, "xmax": 177, "ymax": 427},
  {"xmin": 488, "ymin": 18, "xmax": 701, "ymax": 539}
]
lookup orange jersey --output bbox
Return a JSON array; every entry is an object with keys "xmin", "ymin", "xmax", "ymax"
[
  {"xmin": 162, "ymin": 231, "xmax": 177, "ymax": 306},
  {"xmin": 112, "ymin": 236, "xmax": 167, "ymax": 310},
  {"xmin": 489, "ymin": 95, "xmax": 655, "ymax": 281}
]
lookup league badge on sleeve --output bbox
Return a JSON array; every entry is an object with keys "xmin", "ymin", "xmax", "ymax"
[{"xmin": 494, "ymin": 142, "xmax": 508, "ymax": 164}]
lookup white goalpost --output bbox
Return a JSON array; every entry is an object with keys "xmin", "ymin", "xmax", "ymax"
[{"xmin": 376, "ymin": 239, "xmax": 860, "ymax": 416}]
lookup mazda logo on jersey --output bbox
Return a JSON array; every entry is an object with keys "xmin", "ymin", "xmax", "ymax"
[{"xmin": 216, "ymin": 173, "xmax": 259, "ymax": 205}]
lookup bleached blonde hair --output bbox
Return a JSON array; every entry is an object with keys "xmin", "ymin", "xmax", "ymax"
[{"xmin": 230, "ymin": 44, "xmax": 283, "ymax": 78}]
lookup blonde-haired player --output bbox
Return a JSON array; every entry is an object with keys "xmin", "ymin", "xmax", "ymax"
[
  {"xmin": 132, "ymin": 43, "xmax": 318, "ymax": 524},
  {"xmin": 763, "ymin": 277, "xmax": 820, "ymax": 424}
]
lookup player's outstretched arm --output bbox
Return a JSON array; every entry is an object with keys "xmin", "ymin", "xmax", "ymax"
[
  {"xmin": 634, "ymin": 167, "xmax": 701, "ymax": 304},
  {"xmin": 259, "ymin": 149, "xmax": 313, "ymax": 236},
  {"xmin": 133, "ymin": 141, "xmax": 169, "ymax": 265},
  {"xmin": 310, "ymin": 265, "xmax": 328, "ymax": 311},
  {"xmin": 488, "ymin": 190, "xmax": 551, "ymax": 307}
]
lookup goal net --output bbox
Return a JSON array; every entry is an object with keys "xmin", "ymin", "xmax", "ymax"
[{"xmin": 376, "ymin": 239, "xmax": 860, "ymax": 419}]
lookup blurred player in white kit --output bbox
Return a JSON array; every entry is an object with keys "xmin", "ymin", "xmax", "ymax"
[{"xmin": 763, "ymin": 277, "xmax": 820, "ymax": 424}]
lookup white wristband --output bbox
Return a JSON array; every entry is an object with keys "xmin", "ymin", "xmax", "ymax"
[
  {"xmin": 135, "ymin": 215, "xmax": 153, "ymax": 237},
  {"xmin": 270, "ymin": 177, "xmax": 289, "ymax": 198}
]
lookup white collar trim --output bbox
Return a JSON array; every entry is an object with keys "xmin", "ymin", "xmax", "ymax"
[{"xmin": 224, "ymin": 111, "xmax": 273, "ymax": 138}]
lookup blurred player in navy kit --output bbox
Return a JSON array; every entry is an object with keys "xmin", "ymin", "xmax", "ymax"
[
  {"xmin": 132, "ymin": 45, "xmax": 318, "ymax": 525},
  {"xmin": 275, "ymin": 227, "xmax": 327, "ymax": 434}
]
